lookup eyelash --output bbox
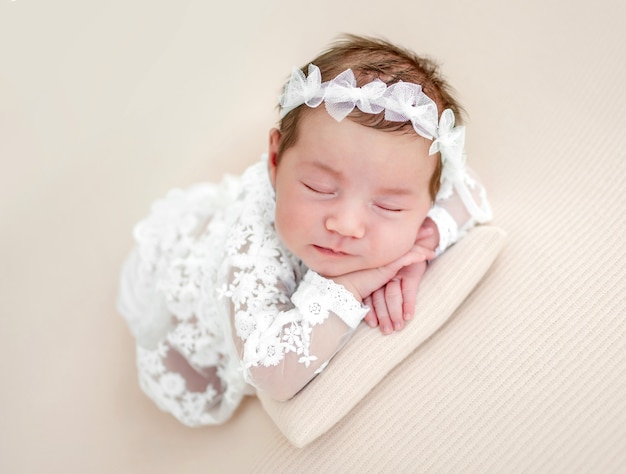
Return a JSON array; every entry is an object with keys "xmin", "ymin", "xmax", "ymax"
[
  {"xmin": 303, "ymin": 183, "xmax": 333, "ymax": 195},
  {"xmin": 376, "ymin": 204, "xmax": 403, "ymax": 213},
  {"xmin": 303, "ymin": 182, "xmax": 405, "ymax": 213}
]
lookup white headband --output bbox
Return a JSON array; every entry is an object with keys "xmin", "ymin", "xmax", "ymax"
[
  {"xmin": 279, "ymin": 63, "xmax": 484, "ymax": 213},
  {"xmin": 280, "ymin": 64, "xmax": 443, "ymax": 139}
]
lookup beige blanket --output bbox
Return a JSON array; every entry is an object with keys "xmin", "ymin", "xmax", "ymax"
[{"xmin": 2, "ymin": 0, "xmax": 624, "ymax": 472}]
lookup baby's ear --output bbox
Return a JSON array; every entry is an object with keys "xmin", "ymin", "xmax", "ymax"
[{"xmin": 268, "ymin": 128, "xmax": 282, "ymax": 188}]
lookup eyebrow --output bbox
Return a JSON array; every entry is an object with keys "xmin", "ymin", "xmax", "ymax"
[
  {"xmin": 304, "ymin": 160, "xmax": 343, "ymax": 179},
  {"xmin": 376, "ymin": 186, "xmax": 415, "ymax": 196}
]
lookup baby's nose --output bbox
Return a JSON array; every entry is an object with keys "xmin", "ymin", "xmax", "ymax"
[{"xmin": 325, "ymin": 202, "xmax": 365, "ymax": 239}]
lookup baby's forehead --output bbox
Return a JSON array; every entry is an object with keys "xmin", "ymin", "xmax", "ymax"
[
  {"xmin": 298, "ymin": 107, "xmax": 428, "ymax": 147},
  {"xmin": 296, "ymin": 110, "xmax": 433, "ymax": 163}
]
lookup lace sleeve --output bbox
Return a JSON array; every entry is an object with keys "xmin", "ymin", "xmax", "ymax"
[
  {"xmin": 428, "ymin": 166, "xmax": 492, "ymax": 255},
  {"xmin": 220, "ymin": 252, "xmax": 368, "ymax": 401},
  {"xmin": 211, "ymin": 161, "xmax": 369, "ymax": 401}
]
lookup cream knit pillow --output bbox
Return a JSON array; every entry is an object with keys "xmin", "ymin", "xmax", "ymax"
[{"xmin": 258, "ymin": 225, "xmax": 506, "ymax": 447}]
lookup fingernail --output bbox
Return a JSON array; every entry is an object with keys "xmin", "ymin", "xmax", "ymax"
[
  {"xmin": 382, "ymin": 324, "xmax": 392, "ymax": 334},
  {"xmin": 404, "ymin": 312, "xmax": 413, "ymax": 321}
]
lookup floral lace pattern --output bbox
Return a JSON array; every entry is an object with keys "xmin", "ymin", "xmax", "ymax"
[
  {"xmin": 119, "ymin": 175, "xmax": 253, "ymax": 425},
  {"xmin": 217, "ymin": 164, "xmax": 368, "ymax": 383},
  {"xmin": 136, "ymin": 343, "xmax": 222, "ymax": 426},
  {"xmin": 118, "ymin": 160, "xmax": 369, "ymax": 424},
  {"xmin": 293, "ymin": 272, "xmax": 368, "ymax": 329},
  {"xmin": 118, "ymin": 156, "xmax": 491, "ymax": 425},
  {"xmin": 428, "ymin": 204, "xmax": 459, "ymax": 256}
]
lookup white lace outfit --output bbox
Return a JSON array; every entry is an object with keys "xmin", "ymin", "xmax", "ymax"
[{"xmin": 117, "ymin": 155, "xmax": 491, "ymax": 426}]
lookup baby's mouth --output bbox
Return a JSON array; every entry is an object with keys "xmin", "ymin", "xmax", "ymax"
[{"xmin": 313, "ymin": 245, "xmax": 349, "ymax": 256}]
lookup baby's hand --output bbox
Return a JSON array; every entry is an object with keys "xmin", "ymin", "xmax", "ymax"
[
  {"xmin": 363, "ymin": 261, "xmax": 427, "ymax": 334},
  {"xmin": 331, "ymin": 244, "xmax": 434, "ymax": 304},
  {"xmin": 363, "ymin": 218, "xmax": 440, "ymax": 334}
]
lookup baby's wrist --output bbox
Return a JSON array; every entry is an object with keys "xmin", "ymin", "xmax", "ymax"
[{"xmin": 329, "ymin": 276, "xmax": 363, "ymax": 303}]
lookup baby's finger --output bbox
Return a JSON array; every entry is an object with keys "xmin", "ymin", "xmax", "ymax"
[
  {"xmin": 414, "ymin": 243, "xmax": 436, "ymax": 261},
  {"xmin": 363, "ymin": 296, "xmax": 378, "ymax": 328},
  {"xmin": 401, "ymin": 278, "xmax": 418, "ymax": 321},
  {"xmin": 416, "ymin": 225, "xmax": 434, "ymax": 241},
  {"xmin": 411, "ymin": 245, "xmax": 436, "ymax": 262},
  {"xmin": 384, "ymin": 279, "xmax": 404, "ymax": 330},
  {"xmin": 391, "ymin": 250, "xmax": 427, "ymax": 273},
  {"xmin": 371, "ymin": 289, "xmax": 393, "ymax": 335}
]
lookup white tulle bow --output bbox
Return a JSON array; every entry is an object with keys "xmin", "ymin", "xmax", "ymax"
[
  {"xmin": 280, "ymin": 64, "xmax": 324, "ymax": 117},
  {"xmin": 323, "ymin": 69, "xmax": 386, "ymax": 121},
  {"xmin": 428, "ymin": 109, "xmax": 467, "ymax": 198},
  {"xmin": 383, "ymin": 82, "xmax": 439, "ymax": 139},
  {"xmin": 430, "ymin": 109, "xmax": 466, "ymax": 179},
  {"xmin": 429, "ymin": 109, "xmax": 491, "ymax": 221}
]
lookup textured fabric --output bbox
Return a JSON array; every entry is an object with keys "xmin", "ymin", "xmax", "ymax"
[{"xmin": 258, "ymin": 225, "xmax": 506, "ymax": 446}]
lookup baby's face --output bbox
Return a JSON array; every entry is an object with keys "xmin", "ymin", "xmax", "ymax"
[{"xmin": 269, "ymin": 108, "xmax": 435, "ymax": 278}]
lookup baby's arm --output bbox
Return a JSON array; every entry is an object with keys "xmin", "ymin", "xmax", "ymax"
[
  {"xmin": 224, "ymin": 243, "xmax": 433, "ymax": 401},
  {"xmin": 363, "ymin": 218, "xmax": 439, "ymax": 334},
  {"xmin": 428, "ymin": 166, "xmax": 492, "ymax": 255},
  {"xmin": 330, "ymin": 242, "xmax": 435, "ymax": 304}
]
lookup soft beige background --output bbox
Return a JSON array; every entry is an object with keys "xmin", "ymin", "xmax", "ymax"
[{"xmin": 1, "ymin": 0, "xmax": 624, "ymax": 472}]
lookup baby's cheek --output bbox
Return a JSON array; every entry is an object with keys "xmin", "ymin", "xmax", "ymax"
[
  {"xmin": 402, "ymin": 221, "xmax": 422, "ymax": 247},
  {"xmin": 375, "ymin": 227, "xmax": 416, "ymax": 262},
  {"xmin": 273, "ymin": 208, "xmax": 295, "ymax": 248}
]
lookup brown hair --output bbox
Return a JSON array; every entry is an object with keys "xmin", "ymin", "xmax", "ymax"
[{"xmin": 276, "ymin": 34, "xmax": 465, "ymax": 200}]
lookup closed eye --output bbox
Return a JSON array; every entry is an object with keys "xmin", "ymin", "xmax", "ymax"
[
  {"xmin": 375, "ymin": 203, "xmax": 404, "ymax": 212},
  {"xmin": 303, "ymin": 182, "xmax": 334, "ymax": 195}
]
